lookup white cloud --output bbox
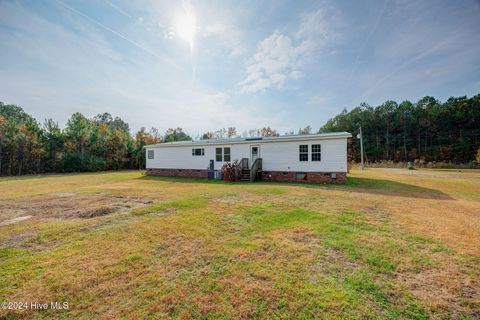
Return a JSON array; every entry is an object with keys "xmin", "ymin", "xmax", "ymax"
[
  {"xmin": 239, "ymin": 31, "xmax": 296, "ymax": 93},
  {"xmin": 290, "ymin": 70, "xmax": 303, "ymax": 80},
  {"xmin": 239, "ymin": 9, "xmax": 338, "ymax": 93},
  {"xmin": 295, "ymin": 10, "xmax": 329, "ymax": 40},
  {"xmin": 203, "ymin": 22, "xmax": 246, "ymax": 57}
]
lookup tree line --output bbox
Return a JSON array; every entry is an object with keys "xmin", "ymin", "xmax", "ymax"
[
  {"xmin": 320, "ymin": 94, "xmax": 480, "ymax": 165},
  {"xmin": 1, "ymin": 94, "xmax": 479, "ymax": 175},
  {"xmin": 0, "ymin": 103, "xmax": 171, "ymax": 175},
  {"xmin": 0, "ymin": 103, "xmax": 302, "ymax": 176}
]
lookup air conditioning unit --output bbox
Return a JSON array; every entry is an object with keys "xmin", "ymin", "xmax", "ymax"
[{"xmin": 214, "ymin": 170, "xmax": 223, "ymax": 180}]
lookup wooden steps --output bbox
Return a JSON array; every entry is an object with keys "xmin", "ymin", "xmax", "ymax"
[
  {"xmin": 240, "ymin": 169, "xmax": 251, "ymax": 182},
  {"xmin": 235, "ymin": 158, "xmax": 262, "ymax": 182}
]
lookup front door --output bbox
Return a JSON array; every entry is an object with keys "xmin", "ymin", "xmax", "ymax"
[{"xmin": 250, "ymin": 145, "xmax": 260, "ymax": 167}]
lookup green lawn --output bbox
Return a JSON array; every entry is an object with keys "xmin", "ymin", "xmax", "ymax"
[{"xmin": 0, "ymin": 169, "xmax": 479, "ymax": 319}]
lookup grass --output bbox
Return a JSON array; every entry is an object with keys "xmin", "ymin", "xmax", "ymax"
[{"xmin": 0, "ymin": 168, "xmax": 479, "ymax": 319}]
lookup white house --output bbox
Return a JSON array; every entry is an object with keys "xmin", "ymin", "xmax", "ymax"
[{"xmin": 145, "ymin": 132, "xmax": 352, "ymax": 183}]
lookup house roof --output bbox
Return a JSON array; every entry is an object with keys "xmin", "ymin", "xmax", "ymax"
[{"xmin": 145, "ymin": 132, "xmax": 352, "ymax": 148}]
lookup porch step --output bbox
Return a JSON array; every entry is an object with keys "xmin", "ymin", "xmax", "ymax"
[
  {"xmin": 237, "ymin": 157, "xmax": 262, "ymax": 183},
  {"xmin": 240, "ymin": 169, "xmax": 251, "ymax": 182}
]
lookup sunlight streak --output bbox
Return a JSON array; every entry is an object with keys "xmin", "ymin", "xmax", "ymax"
[{"xmin": 174, "ymin": 1, "xmax": 197, "ymax": 56}]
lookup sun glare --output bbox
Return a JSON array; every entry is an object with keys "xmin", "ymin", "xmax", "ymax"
[{"xmin": 174, "ymin": 8, "xmax": 197, "ymax": 54}]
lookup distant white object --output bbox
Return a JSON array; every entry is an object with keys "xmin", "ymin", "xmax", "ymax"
[
  {"xmin": 358, "ymin": 126, "xmax": 364, "ymax": 170},
  {"xmin": 214, "ymin": 171, "xmax": 223, "ymax": 180}
]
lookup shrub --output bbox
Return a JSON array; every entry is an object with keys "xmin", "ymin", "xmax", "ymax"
[
  {"xmin": 62, "ymin": 153, "xmax": 90, "ymax": 172},
  {"xmin": 221, "ymin": 161, "xmax": 238, "ymax": 182},
  {"xmin": 62, "ymin": 153, "xmax": 107, "ymax": 172},
  {"xmin": 89, "ymin": 156, "xmax": 107, "ymax": 171},
  {"xmin": 468, "ymin": 160, "xmax": 478, "ymax": 169}
]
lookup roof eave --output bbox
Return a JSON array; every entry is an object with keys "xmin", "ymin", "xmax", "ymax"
[{"xmin": 145, "ymin": 132, "xmax": 351, "ymax": 148}]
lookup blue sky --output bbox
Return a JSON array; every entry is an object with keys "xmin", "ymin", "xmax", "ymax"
[{"xmin": 1, "ymin": 0, "xmax": 479, "ymax": 136}]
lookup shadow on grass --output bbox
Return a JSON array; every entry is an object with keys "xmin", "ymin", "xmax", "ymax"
[
  {"xmin": 342, "ymin": 177, "xmax": 453, "ymax": 200},
  {"xmin": 138, "ymin": 175, "xmax": 453, "ymax": 200}
]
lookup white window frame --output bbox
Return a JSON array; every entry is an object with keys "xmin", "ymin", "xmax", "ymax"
[
  {"xmin": 215, "ymin": 147, "xmax": 223, "ymax": 162},
  {"xmin": 311, "ymin": 144, "xmax": 321, "ymax": 161},
  {"xmin": 299, "ymin": 145, "xmax": 308, "ymax": 162},
  {"xmin": 224, "ymin": 147, "xmax": 231, "ymax": 162},
  {"xmin": 147, "ymin": 150, "xmax": 154, "ymax": 159},
  {"xmin": 216, "ymin": 147, "xmax": 231, "ymax": 162},
  {"xmin": 192, "ymin": 148, "xmax": 205, "ymax": 156}
]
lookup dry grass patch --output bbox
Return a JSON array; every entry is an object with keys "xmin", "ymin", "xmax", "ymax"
[{"xmin": 1, "ymin": 169, "xmax": 479, "ymax": 319}]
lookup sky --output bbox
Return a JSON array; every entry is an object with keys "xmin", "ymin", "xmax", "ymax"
[{"xmin": 1, "ymin": 0, "xmax": 479, "ymax": 136}]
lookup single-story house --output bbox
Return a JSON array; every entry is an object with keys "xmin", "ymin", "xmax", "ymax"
[{"xmin": 145, "ymin": 132, "xmax": 352, "ymax": 184}]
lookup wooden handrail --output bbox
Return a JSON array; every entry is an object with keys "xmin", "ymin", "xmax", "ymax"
[
  {"xmin": 234, "ymin": 158, "xmax": 249, "ymax": 181},
  {"xmin": 250, "ymin": 158, "xmax": 262, "ymax": 182},
  {"xmin": 240, "ymin": 158, "xmax": 249, "ymax": 170}
]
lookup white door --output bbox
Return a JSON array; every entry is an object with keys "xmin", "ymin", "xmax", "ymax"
[{"xmin": 250, "ymin": 145, "xmax": 260, "ymax": 167}]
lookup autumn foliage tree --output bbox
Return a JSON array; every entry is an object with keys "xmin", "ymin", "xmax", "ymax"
[
  {"xmin": 1, "ymin": 93, "xmax": 479, "ymax": 176},
  {"xmin": 320, "ymin": 94, "xmax": 480, "ymax": 164},
  {"xmin": 0, "ymin": 103, "xmax": 45, "ymax": 175},
  {"xmin": 134, "ymin": 127, "xmax": 161, "ymax": 169},
  {"xmin": 0, "ymin": 101, "xmax": 203, "ymax": 175}
]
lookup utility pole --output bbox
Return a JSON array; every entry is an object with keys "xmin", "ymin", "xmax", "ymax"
[{"xmin": 357, "ymin": 125, "xmax": 364, "ymax": 170}]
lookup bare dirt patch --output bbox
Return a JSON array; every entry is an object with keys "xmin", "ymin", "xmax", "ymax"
[
  {"xmin": 0, "ymin": 193, "xmax": 152, "ymax": 224},
  {"xmin": 0, "ymin": 215, "xmax": 33, "ymax": 226},
  {"xmin": 1, "ymin": 229, "xmax": 37, "ymax": 248}
]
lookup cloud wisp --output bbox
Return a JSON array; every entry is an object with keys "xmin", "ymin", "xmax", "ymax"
[
  {"xmin": 343, "ymin": 0, "xmax": 388, "ymax": 93},
  {"xmin": 239, "ymin": 9, "xmax": 338, "ymax": 93},
  {"xmin": 53, "ymin": 0, "xmax": 181, "ymax": 69},
  {"xmin": 101, "ymin": 0, "xmax": 132, "ymax": 19}
]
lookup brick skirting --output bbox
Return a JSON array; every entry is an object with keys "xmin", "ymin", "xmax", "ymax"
[
  {"xmin": 147, "ymin": 168, "xmax": 208, "ymax": 178},
  {"xmin": 261, "ymin": 171, "xmax": 347, "ymax": 184},
  {"xmin": 147, "ymin": 168, "xmax": 346, "ymax": 184}
]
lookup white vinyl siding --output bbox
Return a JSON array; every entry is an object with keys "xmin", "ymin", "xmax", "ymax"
[
  {"xmin": 258, "ymin": 139, "xmax": 346, "ymax": 172},
  {"xmin": 146, "ymin": 138, "xmax": 348, "ymax": 172}
]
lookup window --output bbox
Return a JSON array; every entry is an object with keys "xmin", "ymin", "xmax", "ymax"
[
  {"xmin": 216, "ymin": 147, "xmax": 231, "ymax": 162},
  {"xmin": 224, "ymin": 147, "xmax": 231, "ymax": 162},
  {"xmin": 299, "ymin": 145, "xmax": 308, "ymax": 161},
  {"xmin": 311, "ymin": 144, "xmax": 321, "ymax": 161},
  {"xmin": 192, "ymin": 148, "xmax": 204, "ymax": 156},
  {"xmin": 147, "ymin": 150, "xmax": 154, "ymax": 159},
  {"xmin": 216, "ymin": 148, "xmax": 223, "ymax": 162}
]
